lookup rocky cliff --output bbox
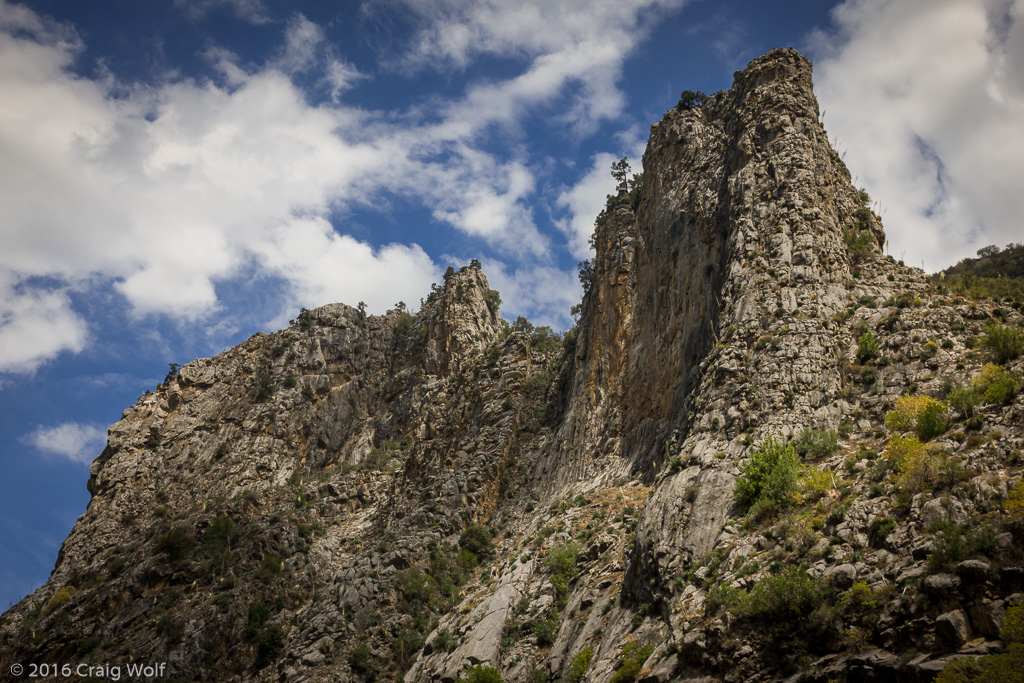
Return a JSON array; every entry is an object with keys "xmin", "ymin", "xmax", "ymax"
[{"xmin": 3, "ymin": 48, "xmax": 1023, "ymax": 683}]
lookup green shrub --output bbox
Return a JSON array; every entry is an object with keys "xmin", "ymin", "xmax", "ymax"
[
  {"xmin": 856, "ymin": 331, "xmax": 879, "ymax": 363},
  {"xmin": 459, "ymin": 526, "xmax": 493, "ymax": 562},
  {"xmin": 885, "ymin": 396, "xmax": 947, "ymax": 440},
  {"xmin": 794, "ymin": 428, "xmax": 840, "ymax": 459},
  {"xmin": 948, "ymin": 385, "xmax": 980, "ymax": 418},
  {"xmin": 77, "ymin": 635, "xmax": 101, "ymax": 655},
  {"xmin": 884, "ymin": 433, "xmax": 922, "ymax": 471},
  {"xmin": 798, "ymin": 466, "xmax": 833, "ymax": 504},
  {"xmin": 348, "ymin": 644, "xmax": 377, "ymax": 676},
  {"xmin": 562, "ymin": 644, "xmax": 593, "ymax": 683},
  {"xmin": 397, "ymin": 567, "xmax": 439, "ymax": 607},
  {"xmin": 734, "ymin": 438, "xmax": 802, "ymax": 515},
  {"xmin": 362, "ymin": 447, "xmax": 389, "ymax": 471},
  {"xmin": 610, "ymin": 642, "xmax": 654, "ymax": 683},
  {"xmin": 155, "ymin": 525, "xmax": 191, "ymax": 562},
  {"xmin": 254, "ymin": 623, "xmax": 284, "ymax": 668},
  {"xmin": 457, "ymin": 546, "xmax": 480, "ymax": 569},
  {"xmin": 144, "ymin": 426, "xmax": 162, "ymax": 448},
  {"xmin": 434, "ymin": 628, "xmax": 457, "ymax": 653},
  {"xmin": 928, "ymin": 519, "xmax": 1000, "ymax": 571},
  {"xmin": 838, "ymin": 581, "xmax": 878, "ymax": 615},
  {"xmin": 978, "ymin": 322, "xmax": 1024, "ymax": 363},
  {"xmin": 844, "ymin": 227, "xmax": 876, "ymax": 263},
  {"xmin": 545, "ymin": 543, "xmax": 579, "ymax": 579},
  {"xmin": 256, "ymin": 553, "xmax": 285, "ymax": 583},
  {"xmin": 890, "ymin": 435, "xmax": 946, "ymax": 499},
  {"xmin": 705, "ymin": 582, "xmax": 740, "ymax": 614},
  {"xmin": 395, "ymin": 311, "xmax": 415, "ymax": 334},
  {"xmin": 203, "ymin": 516, "xmax": 238, "ymax": 569},
  {"xmin": 544, "ymin": 542, "xmax": 579, "ymax": 608},
  {"xmin": 245, "ymin": 601, "xmax": 271, "ymax": 640},
  {"xmin": 483, "ymin": 289, "xmax": 502, "ymax": 314},
  {"xmin": 868, "ymin": 517, "xmax": 896, "ymax": 547},
  {"xmin": 733, "ymin": 567, "xmax": 833, "ymax": 643},
  {"xmin": 1007, "ymin": 480, "xmax": 1024, "ymax": 521},
  {"xmin": 458, "ymin": 665, "xmax": 503, "ymax": 683},
  {"xmin": 676, "ymin": 89, "xmax": 708, "ymax": 110},
  {"xmin": 935, "ymin": 647, "xmax": 1024, "ymax": 682},
  {"xmin": 1005, "ymin": 604, "xmax": 1024, "ymax": 643},
  {"xmin": 390, "ymin": 626, "xmax": 424, "ymax": 670},
  {"xmin": 531, "ymin": 615, "xmax": 559, "ymax": 645},
  {"xmin": 916, "ymin": 400, "xmax": 948, "ymax": 440},
  {"xmin": 524, "ymin": 371, "xmax": 551, "ymax": 396}
]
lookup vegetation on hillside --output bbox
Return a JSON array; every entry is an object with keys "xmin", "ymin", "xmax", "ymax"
[{"xmin": 934, "ymin": 242, "xmax": 1024, "ymax": 307}]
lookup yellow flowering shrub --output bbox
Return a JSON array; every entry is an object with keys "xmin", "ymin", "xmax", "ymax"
[
  {"xmin": 972, "ymin": 364, "xmax": 1023, "ymax": 405},
  {"xmin": 885, "ymin": 433, "xmax": 926, "ymax": 471},
  {"xmin": 895, "ymin": 444, "xmax": 941, "ymax": 495},
  {"xmin": 797, "ymin": 466, "xmax": 834, "ymax": 504},
  {"xmin": 1007, "ymin": 480, "xmax": 1024, "ymax": 521},
  {"xmin": 884, "ymin": 395, "xmax": 947, "ymax": 439}
]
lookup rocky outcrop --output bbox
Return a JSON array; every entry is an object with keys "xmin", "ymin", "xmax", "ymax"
[
  {"xmin": 3, "ymin": 48, "xmax": 1024, "ymax": 683},
  {"xmin": 625, "ymin": 47, "xmax": 870, "ymax": 598}
]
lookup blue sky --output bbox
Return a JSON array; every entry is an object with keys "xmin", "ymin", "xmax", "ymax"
[{"xmin": 2, "ymin": 0, "xmax": 1023, "ymax": 610}]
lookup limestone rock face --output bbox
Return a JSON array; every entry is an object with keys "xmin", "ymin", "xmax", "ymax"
[
  {"xmin": 3, "ymin": 48, "xmax": 1024, "ymax": 683},
  {"xmin": 625, "ymin": 47, "xmax": 872, "ymax": 597}
]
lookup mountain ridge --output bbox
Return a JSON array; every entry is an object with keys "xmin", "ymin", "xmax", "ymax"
[{"xmin": 3, "ymin": 48, "xmax": 1024, "ymax": 683}]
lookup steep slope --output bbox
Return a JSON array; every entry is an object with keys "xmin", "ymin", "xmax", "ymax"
[{"xmin": 3, "ymin": 48, "xmax": 1024, "ymax": 683}]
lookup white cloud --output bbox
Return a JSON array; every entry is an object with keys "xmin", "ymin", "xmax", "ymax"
[
  {"xmin": 0, "ymin": 0, "xmax": 683, "ymax": 372},
  {"xmin": 0, "ymin": 276, "xmax": 88, "ymax": 373},
  {"xmin": 276, "ymin": 14, "xmax": 325, "ymax": 73},
  {"xmin": 272, "ymin": 13, "xmax": 366, "ymax": 100},
  {"xmin": 253, "ymin": 216, "xmax": 441, "ymax": 317},
  {"xmin": 556, "ymin": 152, "xmax": 618, "ymax": 259},
  {"xmin": 378, "ymin": 0, "xmax": 687, "ymax": 133},
  {"xmin": 812, "ymin": 0, "xmax": 1024, "ymax": 271},
  {"xmin": 0, "ymin": 4, "xmax": 437, "ymax": 365},
  {"xmin": 428, "ymin": 158, "xmax": 547, "ymax": 256},
  {"xmin": 482, "ymin": 259, "xmax": 581, "ymax": 331},
  {"xmin": 24, "ymin": 422, "xmax": 107, "ymax": 465},
  {"xmin": 392, "ymin": 0, "xmax": 679, "ymax": 68}
]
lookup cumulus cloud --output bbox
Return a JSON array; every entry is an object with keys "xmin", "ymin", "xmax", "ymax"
[
  {"xmin": 0, "ymin": 0, "xmax": 679, "ymax": 373},
  {"xmin": 252, "ymin": 216, "xmax": 440, "ymax": 318},
  {"xmin": 23, "ymin": 422, "xmax": 107, "ymax": 465},
  {"xmin": 0, "ymin": 277, "xmax": 88, "ymax": 374},
  {"xmin": 812, "ymin": 0, "xmax": 1024, "ymax": 271},
  {"xmin": 0, "ymin": 4, "xmax": 435, "ymax": 370}
]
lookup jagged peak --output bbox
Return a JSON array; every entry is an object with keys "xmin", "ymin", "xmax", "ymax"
[
  {"xmin": 732, "ymin": 47, "xmax": 813, "ymax": 95},
  {"xmin": 419, "ymin": 262, "xmax": 504, "ymax": 377}
]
